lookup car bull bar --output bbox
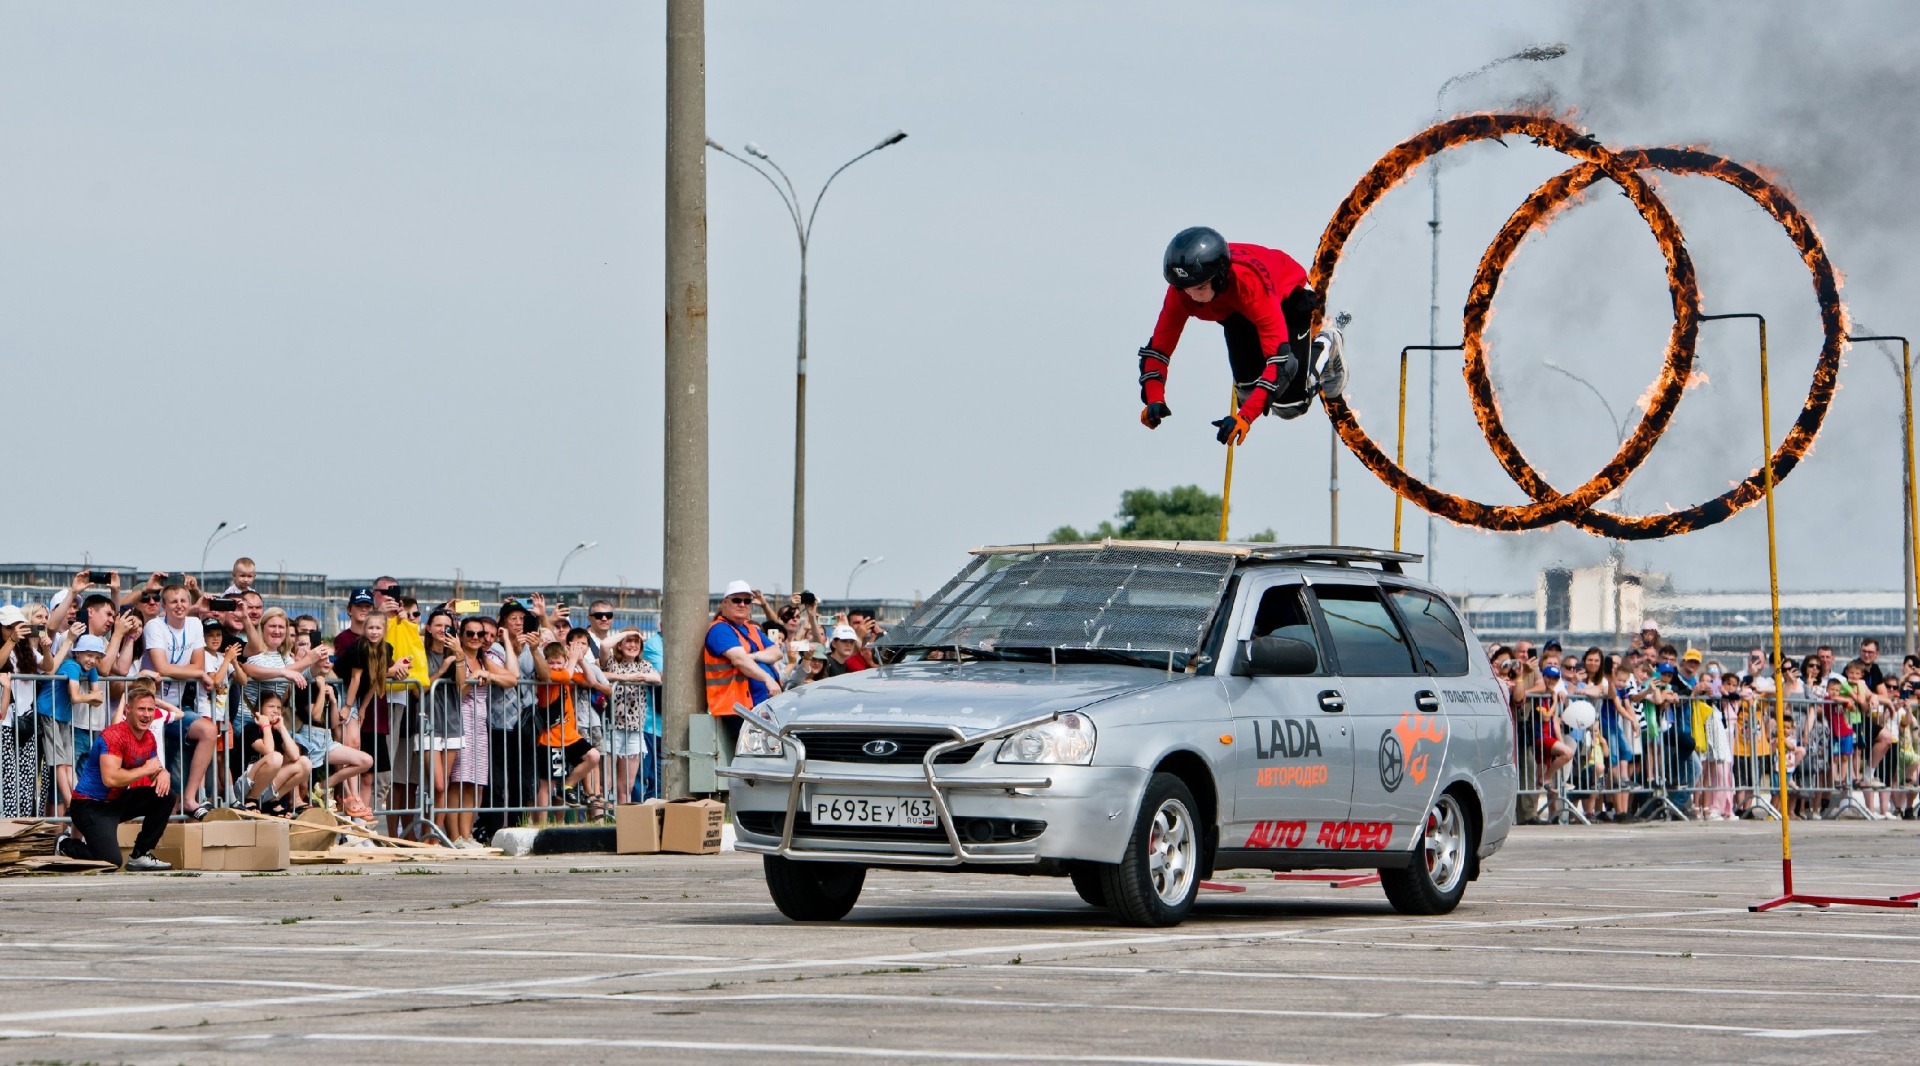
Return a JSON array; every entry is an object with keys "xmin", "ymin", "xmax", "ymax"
[{"xmin": 716, "ymin": 704, "xmax": 1062, "ymax": 866}]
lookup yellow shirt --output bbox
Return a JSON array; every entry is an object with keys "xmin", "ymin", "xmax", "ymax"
[{"xmin": 385, "ymin": 618, "xmax": 430, "ymax": 696}]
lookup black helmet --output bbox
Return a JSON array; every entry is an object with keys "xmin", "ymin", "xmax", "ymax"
[{"xmin": 1163, "ymin": 226, "xmax": 1231, "ymax": 290}]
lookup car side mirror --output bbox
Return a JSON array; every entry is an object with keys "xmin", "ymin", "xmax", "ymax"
[{"xmin": 1241, "ymin": 636, "xmax": 1319, "ymax": 677}]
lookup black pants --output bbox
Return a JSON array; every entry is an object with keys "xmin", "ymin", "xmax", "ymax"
[
  {"xmin": 1222, "ymin": 286, "xmax": 1320, "ymax": 409},
  {"xmin": 69, "ymin": 788, "xmax": 170, "ymax": 867}
]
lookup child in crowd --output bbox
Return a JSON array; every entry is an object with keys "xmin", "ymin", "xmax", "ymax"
[
  {"xmin": 602, "ymin": 630, "xmax": 660, "ymax": 805},
  {"xmin": 239, "ymin": 692, "xmax": 312, "ymax": 815},
  {"xmin": 532, "ymin": 641, "xmax": 600, "ymax": 822},
  {"xmin": 1699, "ymin": 697, "xmax": 1735, "ymax": 820}
]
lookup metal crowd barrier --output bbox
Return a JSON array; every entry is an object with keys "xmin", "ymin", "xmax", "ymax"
[{"xmin": 1513, "ymin": 689, "xmax": 1920, "ymax": 823}]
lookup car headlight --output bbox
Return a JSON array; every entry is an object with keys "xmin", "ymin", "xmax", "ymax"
[
  {"xmin": 736, "ymin": 721, "xmax": 786, "ymax": 757},
  {"xmin": 996, "ymin": 713, "xmax": 1096, "ymax": 765}
]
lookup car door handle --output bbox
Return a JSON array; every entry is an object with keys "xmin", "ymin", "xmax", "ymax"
[
  {"xmin": 1318, "ymin": 690, "xmax": 1346, "ymax": 713},
  {"xmin": 1416, "ymin": 690, "xmax": 1441, "ymax": 713}
]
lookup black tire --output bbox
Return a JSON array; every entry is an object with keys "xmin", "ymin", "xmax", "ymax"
[
  {"xmin": 1381, "ymin": 789, "xmax": 1474, "ymax": 915},
  {"xmin": 762, "ymin": 855, "xmax": 867, "ymax": 922},
  {"xmin": 1098, "ymin": 772, "xmax": 1203, "ymax": 927},
  {"xmin": 1068, "ymin": 865, "xmax": 1108, "ymax": 909}
]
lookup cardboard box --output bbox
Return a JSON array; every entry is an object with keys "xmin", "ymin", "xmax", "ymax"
[
  {"xmin": 117, "ymin": 820, "xmax": 290, "ymax": 871},
  {"xmin": 615, "ymin": 800, "xmax": 667, "ymax": 854},
  {"xmin": 660, "ymin": 799, "xmax": 726, "ymax": 855}
]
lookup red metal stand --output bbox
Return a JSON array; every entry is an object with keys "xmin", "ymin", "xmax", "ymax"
[
  {"xmin": 1272, "ymin": 871, "xmax": 1381, "ymax": 889},
  {"xmin": 1749, "ymin": 858, "xmax": 1917, "ymax": 912}
]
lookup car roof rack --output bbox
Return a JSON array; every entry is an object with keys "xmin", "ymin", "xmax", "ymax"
[
  {"xmin": 969, "ymin": 540, "xmax": 1425, "ymax": 573},
  {"xmin": 1243, "ymin": 544, "xmax": 1424, "ymax": 573}
]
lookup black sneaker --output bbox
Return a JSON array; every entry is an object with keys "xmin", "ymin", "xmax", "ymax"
[
  {"xmin": 125, "ymin": 853, "xmax": 172, "ymax": 872},
  {"xmin": 55, "ymin": 836, "xmax": 85, "ymax": 861}
]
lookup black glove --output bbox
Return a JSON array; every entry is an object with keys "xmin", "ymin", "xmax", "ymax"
[
  {"xmin": 1140, "ymin": 402, "xmax": 1172, "ymax": 429},
  {"xmin": 1212, "ymin": 412, "xmax": 1251, "ymax": 446}
]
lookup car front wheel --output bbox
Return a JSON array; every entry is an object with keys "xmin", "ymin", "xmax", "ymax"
[
  {"xmin": 1381, "ymin": 789, "xmax": 1473, "ymax": 915},
  {"xmin": 763, "ymin": 855, "xmax": 867, "ymax": 921},
  {"xmin": 1098, "ymin": 773, "xmax": 1202, "ymax": 927}
]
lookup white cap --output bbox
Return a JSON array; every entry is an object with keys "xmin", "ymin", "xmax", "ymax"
[
  {"xmin": 48, "ymin": 589, "xmax": 70, "ymax": 612},
  {"xmin": 723, "ymin": 580, "xmax": 754, "ymax": 598},
  {"xmin": 831, "ymin": 625, "xmax": 859, "ymax": 642},
  {"xmin": 75, "ymin": 634, "xmax": 107, "ymax": 655},
  {"xmin": 0, "ymin": 605, "xmax": 24, "ymax": 627},
  {"xmin": 1640, "ymin": 618, "xmax": 1659, "ymax": 632}
]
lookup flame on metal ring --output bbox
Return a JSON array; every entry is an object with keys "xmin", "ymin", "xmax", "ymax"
[{"xmin": 1309, "ymin": 116, "xmax": 1845, "ymax": 541}]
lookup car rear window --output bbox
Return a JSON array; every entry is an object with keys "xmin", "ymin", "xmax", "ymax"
[
  {"xmin": 1312, "ymin": 585, "xmax": 1417, "ymax": 676},
  {"xmin": 1386, "ymin": 587, "xmax": 1472, "ymax": 676}
]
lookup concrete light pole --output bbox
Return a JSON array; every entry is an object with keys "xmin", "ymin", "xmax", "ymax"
[
  {"xmin": 708, "ymin": 130, "xmax": 907, "ymax": 596},
  {"xmin": 1426, "ymin": 43, "xmax": 1567, "ymax": 583},
  {"xmin": 662, "ymin": 0, "xmax": 709, "ymax": 801}
]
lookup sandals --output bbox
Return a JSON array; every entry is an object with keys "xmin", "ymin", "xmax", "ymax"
[
  {"xmin": 342, "ymin": 796, "xmax": 374, "ymax": 821},
  {"xmin": 189, "ymin": 803, "xmax": 213, "ymax": 822}
]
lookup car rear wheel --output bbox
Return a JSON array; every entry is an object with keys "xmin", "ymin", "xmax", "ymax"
[
  {"xmin": 763, "ymin": 855, "xmax": 866, "ymax": 922},
  {"xmin": 1381, "ymin": 790, "xmax": 1473, "ymax": 915},
  {"xmin": 1099, "ymin": 773, "xmax": 1202, "ymax": 927},
  {"xmin": 1068, "ymin": 865, "xmax": 1108, "ymax": 909}
]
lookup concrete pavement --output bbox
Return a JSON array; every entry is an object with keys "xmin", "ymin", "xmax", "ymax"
[{"xmin": 0, "ymin": 820, "xmax": 1915, "ymax": 1064}]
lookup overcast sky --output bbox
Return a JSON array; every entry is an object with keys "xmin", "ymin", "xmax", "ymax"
[{"xmin": 2, "ymin": 1, "xmax": 1915, "ymax": 600}]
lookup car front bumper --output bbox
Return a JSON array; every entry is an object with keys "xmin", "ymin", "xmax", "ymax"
[{"xmin": 719, "ymin": 709, "xmax": 1147, "ymax": 866}]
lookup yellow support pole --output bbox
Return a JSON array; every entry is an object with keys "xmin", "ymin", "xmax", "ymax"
[
  {"xmin": 1392, "ymin": 345, "xmax": 1462, "ymax": 554},
  {"xmin": 1219, "ymin": 387, "xmax": 1236, "ymax": 542},
  {"xmin": 1755, "ymin": 318, "xmax": 1791, "ymax": 885}
]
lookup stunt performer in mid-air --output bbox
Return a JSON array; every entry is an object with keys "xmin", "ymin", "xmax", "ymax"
[{"xmin": 1136, "ymin": 226, "xmax": 1346, "ymax": 445}]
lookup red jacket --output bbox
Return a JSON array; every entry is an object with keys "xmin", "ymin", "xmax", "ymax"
[{"xmin": 1140, "ymin": 243, "xmax": 1307, "ymax": 420}]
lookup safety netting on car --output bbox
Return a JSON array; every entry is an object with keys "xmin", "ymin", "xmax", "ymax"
[{"xmin": 878, "ymin": 546, "xmax": 1236, "ymax": 658}]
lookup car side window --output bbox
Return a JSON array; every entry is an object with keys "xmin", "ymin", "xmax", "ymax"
[
  {"xmin": 1385, "ymin": 587, "xmax": 1471, "ymax": 676},
  {"xmin": 1249, "ymin": 583, "xmax": 1323, "ymax": 672},
  {"xmin": 1311, "ymin": 585, "xmax": 1417, "ymax": 676}
]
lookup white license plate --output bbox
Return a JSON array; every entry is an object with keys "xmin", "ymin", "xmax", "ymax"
[{"xmin": 811, "ymin": 794, "xmax": 938, "ymax": 828}]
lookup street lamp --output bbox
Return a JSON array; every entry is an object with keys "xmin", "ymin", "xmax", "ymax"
[
  {"xmin": 556, "ymin": 540, "xmax": 598, "ymax": 587},
  {"xmin": 200, "ymin": 521, "xmax": 248, "ymax": 580},
  {"xmin": 1541, "ymin": 360, "xmax": 1628, "ymax": 453},
  {"xmin": 1426, "ymin": 43, "xmax": 1568, "ymax": 582},
  {"xmin": 1848, "ymin": 330, "xmax": 1918, "ymax": 652},
  {"xmin": 844, "ymin": 555, "xmax": 884, "ymax": 603},
  {"xmin": 708, "ymin": 130, "xmax": 909, "ymax": 597},
  {"xmin": 1543, "ymin": 358, "xmax": 1630, "ymax": 642}
]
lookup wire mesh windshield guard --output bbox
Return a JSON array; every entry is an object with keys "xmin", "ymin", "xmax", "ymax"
[{"xmin": 877, "ymin": 547, "xmax": 1236, "ymax": 661}]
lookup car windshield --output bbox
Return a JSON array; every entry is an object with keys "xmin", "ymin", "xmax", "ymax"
[{"xmin": 878, "ymin": 546, "xmax": 1235, "ymax": 667}]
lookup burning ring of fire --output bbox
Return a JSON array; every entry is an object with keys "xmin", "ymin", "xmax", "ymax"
[{"xmin": 1309, "ymin": 114, "xmax": 1845, "ymax": 540}]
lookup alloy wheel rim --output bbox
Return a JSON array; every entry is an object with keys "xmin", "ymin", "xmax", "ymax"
[
  {"xmin": 1147, "ymin": 799, "xmax": 1196, "ymax": 905},
  {"xmin": 1423, "ymin": 794, "xmax": 1466, "ymax": 894}
]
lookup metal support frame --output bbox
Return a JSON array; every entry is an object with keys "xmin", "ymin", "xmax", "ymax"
[{"xmin": 1702, "ymin": 314, "xmax": 1916, "ymax": 911}]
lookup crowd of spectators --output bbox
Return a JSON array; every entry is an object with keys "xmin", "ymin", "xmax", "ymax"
[
  {"xmin": 1493, "ymin": 620, "xmax": 1920, "ymax": 825},
  {"xmin": 0, "ymin": 559, "xmax": 890, "ymax": 866}
]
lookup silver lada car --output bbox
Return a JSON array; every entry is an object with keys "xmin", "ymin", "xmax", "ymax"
[{"xmin": 721, "ymin": 542, "xmax": 1516, "ymax": 927}]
